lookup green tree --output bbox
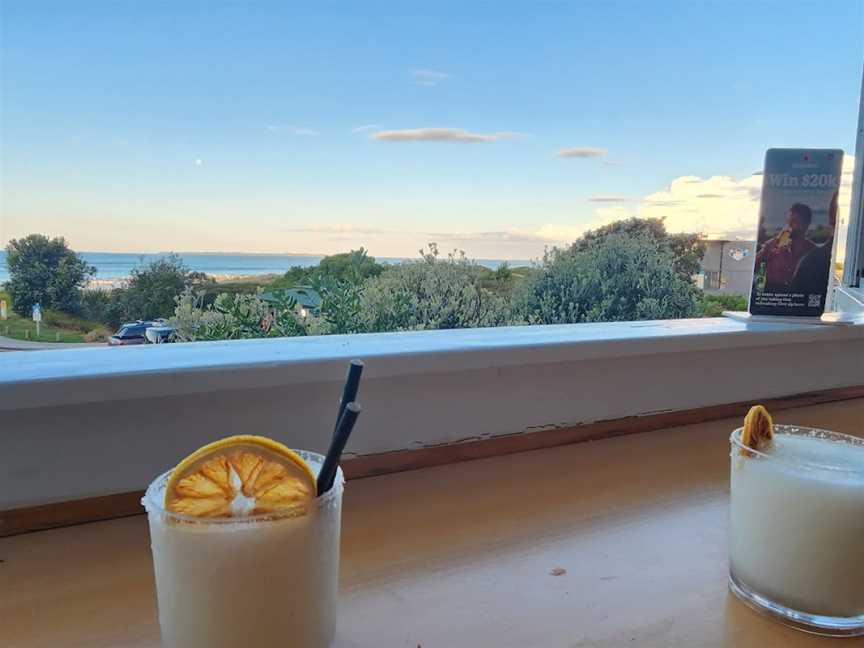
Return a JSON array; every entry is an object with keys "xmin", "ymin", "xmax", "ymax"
[
  {"xmin": 271, "ymin": 248, "xmax": 385, "ymax": 291},
  {"xmin": 570, "ymin": 218, "xmax": 705, "ymax": 283},
  {"xmin": 79, "ymin": 288, "xmax": 128, "ymax": 327},
  {"xmin": 307, "ymin": 249, "xmax": 386, "ymax": 334},
  {"xmin": 358, "ymin": 244, "xmax": 510, "ymax": 332},
  {"xmin": 276, "ymin": 265, "xmax": 316, "ymax": 289},
  {"xmin": 316, "ymin": 247, "xmax": 385, "ymax": 283},
  {"xmin": 518, "ymin": 229, "xmax": 701, "ymax": 324},
  {"xmin": 119, "ymin": 254, "xmax": 211, "ymax": 321},
  {"xmin": 4, "ymin": 234, "xmax": 95, "ymax": 316}
]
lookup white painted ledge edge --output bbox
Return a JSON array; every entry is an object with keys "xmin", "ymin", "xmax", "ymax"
[
  {"xmin": 836, "ymin": 285, "xmax": 864, "ymax": 306},
  {"xmin": 2, "ymin": 317, "xmax": 864, "ymax": 411}
]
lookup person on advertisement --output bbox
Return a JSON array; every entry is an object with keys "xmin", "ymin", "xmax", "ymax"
[
  {"xmin": 753, "ymin": 202, "xmax": 816, "ymax": 292},
  {"xmin": 790, "ymin": 190, "xmax": 838, "ymax": 296}
]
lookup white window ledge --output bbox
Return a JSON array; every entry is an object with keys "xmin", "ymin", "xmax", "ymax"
[
  {"xmin": 3, "ymin": 316, "xmax": 864, "ymax": 509},
  {"xmin": 2, "ymin": 316, "xmax": 864, "ymax": 412},
  {"xmin": 835, "ymin": 285, "xmax": 864, "ymax": 311}
]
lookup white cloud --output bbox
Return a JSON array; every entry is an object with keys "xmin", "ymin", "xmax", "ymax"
[
  {"xmin": 638, "ymin": 155, "xmax": 854, "ymax": 240},
  {"xmin": 353, "ymin": 124, "xmax": 381, "ymax": 133},
  {"xmin": 587, "ymin": 195, "xmax": 634, "ymax": 203},
  {"xmin": 558, "ymin": 147, "xmax": 606, "ymax": 159},
  {"xmin": 194, "ymin": 158, "xmax": 203, "ymax": 166},
  {"xmin": 282, "ymin": 224, "xmax": 385, "ymax": 236},
  {"xmin": 517, "ymin": 155, "xmax": 855, "ymax": 252},
  {"xmin": 418, "ymin": 203, "xmax": 652, "ymax": 251},
  {"xmin": 531, "ymin": 206, "xmax": 634, "ymax": 243},
  {"xmin": 428, "ymin": 213, "xmax": 630, "ymax": 248},
  {"xmin": 528, "ymin": 224, "xmax": 592, "ymax": 242},
  {"xmin": 424, "ymin": 229, "xmax": 546, "ymax": 245},
  {"xmin": 411, "ymin": 69, "xmax": 451, "ymax": 86},
  {"xmin": 371, "ymin": 128, "xmax": 520, "ymax": 143}
]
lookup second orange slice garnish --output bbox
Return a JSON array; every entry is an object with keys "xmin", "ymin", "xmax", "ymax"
[
  {"xmin": 165, "ymin": 435, "xmax": 316, "ymax": 518},
  {"xmin": 740, "ymin": 405, "xmax": 774, "ymax": 456}
]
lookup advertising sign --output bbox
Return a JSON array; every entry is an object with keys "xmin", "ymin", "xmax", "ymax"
[{"xmin": 749, "ymin": 149, "xmax": 844, "ymax": 317}]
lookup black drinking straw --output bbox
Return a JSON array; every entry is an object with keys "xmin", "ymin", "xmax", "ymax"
[
  {"xmin": 318, "ymin": 402, "xmax": 361, "ymax": 496},
  {"xmin": 334, "ymin": 360, "xmax": 364, "ymax": 437}
]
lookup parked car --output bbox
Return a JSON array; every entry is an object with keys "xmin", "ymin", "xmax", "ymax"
[
  {"xmin": 145, "ymin": 323, "xmax": 176, "ymax": 344},
  {"xmin": 108, "ymin": 320, "xmax": 159, "ymax": 346}
]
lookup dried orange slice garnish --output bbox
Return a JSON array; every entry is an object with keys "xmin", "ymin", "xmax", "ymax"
[
  {"xmin": 740, "ymin": 405, "xmax": 774, "ymax": 456},
  {"xmin": 165, "ymin": 435, "xmax": 316, "ymax": 518}
]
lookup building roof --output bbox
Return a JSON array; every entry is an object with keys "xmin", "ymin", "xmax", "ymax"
[{"xmin": 259, "ymin": 287, "xmax": 322, "ymax": 309}]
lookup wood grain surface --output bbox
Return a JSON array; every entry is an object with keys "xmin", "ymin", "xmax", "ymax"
[{"xmin": 2, "ymin": 399, "xmax": 862, "ymax": 647}]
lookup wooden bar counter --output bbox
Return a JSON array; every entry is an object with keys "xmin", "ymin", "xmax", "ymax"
[{"xmin": 3, "ymin": 399, "xmax": 862, "ymax": 647}]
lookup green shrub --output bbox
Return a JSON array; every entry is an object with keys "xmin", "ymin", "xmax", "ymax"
[
  {"xmin": 171, "ymin": 289, "xmax": 308, "ymax": 341},
  {"xmin": 84, "ymin": 328, "xmax": 111, "ymax": 343},
  {"xmin": 700, "ymin": 293, "xmax": 747, "ymax": 317},
  {"xmin": 79, "ymin": 289, "xmax": 128, "ymax": 328},
  {"xmin": 43, "ymin": 309, "xmax": 104, "ymax": 334},
  {"xmin": 358, "ymin": 244, "xmax": 511, "ymax": 332},
  {"xmin": 314, "ymin": 279, "xmax": 364, "ymax": 335},
  {"xmin": 198, "ymin": 281, "xmax": 262, "ymax": 307},
  {"xmin": 272, "ymin": 265, "xmax": 315, "ymax": 290},
  {"xmin": 517, "ymin": 229, "xmax": 701, "ymax": 324},
  {"xmin": 148, "ymin": 220, "xmax": 721, "ymax": 341}
]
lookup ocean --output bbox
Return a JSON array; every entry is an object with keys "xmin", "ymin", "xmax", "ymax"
[{"xmin": 0, "ymin": 251, "xmax": 528, "ymax": 284}]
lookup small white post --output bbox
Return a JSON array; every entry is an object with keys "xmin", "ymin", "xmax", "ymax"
[{"xmin": 32, "ymin": 303, "xmax": 43, "ymax": 338}]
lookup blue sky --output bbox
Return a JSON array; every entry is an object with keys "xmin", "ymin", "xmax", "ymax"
[{"xmin": 1, "ymin": 1, "xmax": 862, "ymax": 258}]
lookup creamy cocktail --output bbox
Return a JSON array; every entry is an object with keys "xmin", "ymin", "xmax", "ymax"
[
  {"xmin": 730, "ymin": 418, "xmax": 864, "ymax": 636},
  {"xmin": 143, "ymin": 441, "xmax": 343, "ymax": 648}
]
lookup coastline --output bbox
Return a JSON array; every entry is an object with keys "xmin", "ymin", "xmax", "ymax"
[
  {"xmin": 86, "ymin": 273, "xmax": 281, "ymax": 291},
  {"xmin": 1, "ymin": 252, "xmax": 533, "ymax": 288}
]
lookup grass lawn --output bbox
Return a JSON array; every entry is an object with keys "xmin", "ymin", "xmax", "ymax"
[{"xmin": 0, "ymin": 290, "xmax": 111, "ymax": 343}]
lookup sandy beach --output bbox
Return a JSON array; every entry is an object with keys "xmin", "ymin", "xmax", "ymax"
[{"xmin": 86, "ymin": 273, "xmax": 280, "ymax": 291}]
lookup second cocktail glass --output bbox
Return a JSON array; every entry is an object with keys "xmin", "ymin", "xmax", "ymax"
[{"xmin": 729, "ymin": 425, "xmax": 864, "ymax": 636}]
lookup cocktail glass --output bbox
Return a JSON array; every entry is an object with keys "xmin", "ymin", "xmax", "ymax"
[
  {"xmin": 729, "ymin": 425, "xmax": 864, "ymax": 636},
  {"xmin": 143, "ymin": 450, "xmax": 343, "ymax": 648}
]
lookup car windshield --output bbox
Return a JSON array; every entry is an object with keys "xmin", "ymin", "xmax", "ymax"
[{"xmin": 117, "ymin": 326, "xmax": 140, "ymax": 337}]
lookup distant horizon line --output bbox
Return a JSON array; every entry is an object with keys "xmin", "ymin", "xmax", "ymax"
[{"xmin": 0, "ymin": 249, "xmax": 538, "ymax": 263}]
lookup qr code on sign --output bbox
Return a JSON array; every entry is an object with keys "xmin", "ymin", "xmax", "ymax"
[{"xmin": 808, "ymin": 294, "xmax": 821, "ymax": 308}]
